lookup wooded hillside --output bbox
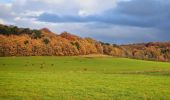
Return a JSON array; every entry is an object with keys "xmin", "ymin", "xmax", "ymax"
[{"xmin": 1, "ymin": 24, "xmax": 170, "ymax": 61}]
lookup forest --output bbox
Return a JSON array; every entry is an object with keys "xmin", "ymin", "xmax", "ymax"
[{"xmin": 1, "ymin": 24, "xmax": 170, "ymax": 61}]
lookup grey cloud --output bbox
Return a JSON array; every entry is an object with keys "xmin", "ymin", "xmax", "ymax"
[{"xmin": 37, "ymin": 0, "xmax": 170, "ymax": 30}]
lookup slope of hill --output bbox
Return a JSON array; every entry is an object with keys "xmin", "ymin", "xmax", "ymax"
[{"xmin": 0, "ymin": 24, "xmax": 170, "ymax": 61}]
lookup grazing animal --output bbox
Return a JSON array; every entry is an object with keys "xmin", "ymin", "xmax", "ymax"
[
  {"xmin": 40, "ymin": 66, "xmax": 43, "ymax": 69},
  {"xmin": 84, "ymin": 68, "xmax": 87, "ymax": 71},
  {"xmin": 40, "ymin": 63, "xmax": 45, "ymax": 69}
]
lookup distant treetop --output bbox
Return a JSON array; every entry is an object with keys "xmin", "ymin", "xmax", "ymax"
[{"xmin": 0, "ymin": 24, "xmax": 42, "ymax": 39}]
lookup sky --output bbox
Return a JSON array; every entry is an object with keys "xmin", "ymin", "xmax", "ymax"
[{"xmin": 0, "ymin": 0, "xmax": 170, "ymax": 44}]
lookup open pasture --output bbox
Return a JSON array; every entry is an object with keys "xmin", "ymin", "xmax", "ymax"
[{"xmin": 0, "ymin": 56, "xmax": 170, "ymax": 100}]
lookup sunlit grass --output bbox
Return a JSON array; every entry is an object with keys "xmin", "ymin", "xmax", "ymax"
[{"xmin": 0, "ymin": 56, "xmax": 170, "ymax": 99}]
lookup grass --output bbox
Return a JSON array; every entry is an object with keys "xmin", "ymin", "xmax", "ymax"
[{"xmin": 0, "ymin": 56, "xmax": 170, "ymax": 100}]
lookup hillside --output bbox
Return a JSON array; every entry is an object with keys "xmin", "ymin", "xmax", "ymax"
[{"xmin": 0, "ymin": 24, "xmax": 170, "ymax": 61}]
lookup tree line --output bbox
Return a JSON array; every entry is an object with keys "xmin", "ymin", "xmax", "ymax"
[
  {"xmin": 0, "ymin": 24, "xmax": 170, "ymax": 62},
  {"xmin": 0, "ymin": 24, "xmax": 42, "ymax": 39}
]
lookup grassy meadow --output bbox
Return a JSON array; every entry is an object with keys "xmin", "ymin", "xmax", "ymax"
[{"xmin": 0, "ymin": 56, "xmax": 170, "ymax": 100}]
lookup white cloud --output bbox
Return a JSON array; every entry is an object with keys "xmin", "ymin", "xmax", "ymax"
[
  {"xmin": 39, "ymin": 0, "xmax": 65, "ymax": 4},
  {"xmin": 0, "ymin": 0, "xmax": 121, "ymax": 29},
  {"xmin": 78, "ymin": 10, "xmax": 89, "ymax": 16},
  {"xmin": 10, "ymin": 0, "xmax": 119, "ymax": 16},
  {"xmin": 0, "ymin": 19, "xmax": 4, "ymax": 24},
  {"xmin": 0, "ymin": 3, "xmax": 13, "ymax": 17},
  {"xmin": 75, "ymin": 0, "xmax": 118, "ymax": 15},
  {"xmin": 0, "ymin": 0, "xmax": 121, "ymax": 22},
  {"xmin": 20, "ymin": 10, "xmax": 44, "ymax": 17}
]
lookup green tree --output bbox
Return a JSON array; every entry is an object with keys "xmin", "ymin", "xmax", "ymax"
[
  {"xmin": 75, "ymin": 42, "xmax": 80, "ymax": 50},
  {"xmin": 43, "ymin": 37, "xmax": 50, "ymax": 45},
  {"xmin": 31, "ymin": 30, "xmax": 42, "ymax": 39}
]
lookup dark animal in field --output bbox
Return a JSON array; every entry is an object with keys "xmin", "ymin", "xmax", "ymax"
[
  {"xmin": 83, "ymin": 68, "xmax": 87, "ymax": 71},
  {"xmin": 40, "ymin": 63, "xmax": 45, "ymax": 69},
  {"xmin": 40, "ymin": 66, "xmax": 43, "ymax": 69}
]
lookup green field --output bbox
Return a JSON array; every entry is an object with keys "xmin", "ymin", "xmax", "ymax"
[{"xmin": 0, "ymin": 56, "xmax": 170, "ymax": 100}]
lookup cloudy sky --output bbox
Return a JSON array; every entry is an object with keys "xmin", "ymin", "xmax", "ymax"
[{"xmin": 0, "ymin": 0, "xmax": 170, "ymax": 44}]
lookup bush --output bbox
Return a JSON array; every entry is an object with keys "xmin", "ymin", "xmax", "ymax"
[
  {"xmin": 31, "ymin": 30, "xmax": 42, "ymax": 39},
  {"xmin": 70, "ymin": 42, "xmax": 80, "ymax": 50},
  {"xmin": 43, "ymin": 37, "xmax": 50, "ymax": 45}
]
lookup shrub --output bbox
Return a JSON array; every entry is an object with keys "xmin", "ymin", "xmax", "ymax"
[
  {"xmin": 43, "ymin": 37, "xmax": 50, "ymax": 45},
  {"xmin": 31, "ymin": 30, "xmax": 42, "ymax": 39}
]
